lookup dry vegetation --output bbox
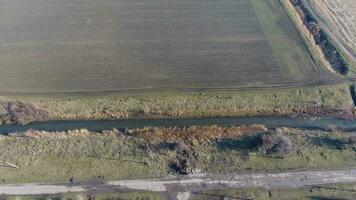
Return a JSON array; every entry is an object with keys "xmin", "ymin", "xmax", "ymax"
[
  {"xmin": 0, "ymin": 126, "xmax": 355, "ymax": 183},
  {"xmin": 289, "ymin": 0, "xmax": 349, "ymax": 74},
  {"xmin": 303, "ymin": 0, "xmax": 356, "ymax": 61},
  {"xmin": 128, "ymin": 125, "xmax": 267, "ymax": 145},
  {"xmin": 0, "ymin": 98, "xmax": 48, "ymax": 125}
]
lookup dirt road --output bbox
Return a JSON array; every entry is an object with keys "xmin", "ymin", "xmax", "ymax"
[{"xmin": 0, "ymin": 169, "xmax": 355, "ymax": 199}]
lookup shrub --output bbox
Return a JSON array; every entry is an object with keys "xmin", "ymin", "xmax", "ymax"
[
  {"xmin": 259, "ymin": 134, "xmax": 274, "ymax": 154},
  {"xmin": 350, "ymin": 134, "xmax": 356, "ymax": 144},
  {"xmin": 274, "ymin": 135, "xmax": 294, "ymax": 158},
  {"xmin": 259, "ymin": 133, "xmax": 294, "ymax": 158}
]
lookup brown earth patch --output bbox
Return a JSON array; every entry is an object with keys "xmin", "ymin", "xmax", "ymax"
[{"xmin": 0, "ymin": 99, "xmax": 49, "ymax": 125}]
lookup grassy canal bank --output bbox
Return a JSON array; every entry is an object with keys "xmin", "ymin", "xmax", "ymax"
[
  {"xmin": 2, "ymin": 83, "xmax": 355, "ymax": 125},
  {"xmin": 0, "ymin": 125, "xmax": 355, "ymax": 184}
]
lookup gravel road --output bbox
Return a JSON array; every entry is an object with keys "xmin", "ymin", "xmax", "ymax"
[{"xmin": 0, "ymin": 168, "xmax": 355, "ymax": 199}]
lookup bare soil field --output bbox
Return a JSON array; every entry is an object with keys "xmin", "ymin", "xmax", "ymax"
[
  {"xmin": 0, "ymin": 0, "xmax": 336, "ymax": 93},
  {"xmin": 302, "ymin": 0, "xmax": 356, "ymax": 64}
]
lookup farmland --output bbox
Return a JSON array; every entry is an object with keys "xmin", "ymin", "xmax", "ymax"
[
  {"xmin": 0, "ymin": 0, "xmax": 337, "ymax": 93},
  {"xmin": 302, "ymin": 0, "xmax": 356, "ymax": 68},
  {"xmin": 1, "ymin": 0, "xmax": 356, "ymax": 198}
]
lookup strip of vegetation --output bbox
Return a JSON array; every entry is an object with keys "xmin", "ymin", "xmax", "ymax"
[
  {"xmin": 3, "ymin": 191, "xmax": 165, "ymax": 200},
  {"xmin": 289, "ymin": 0, "xmax": 349, "ymax": 75},
  {"xmin": 3, "ymin": 83, "xmax": 355, "ymax": 123},
  {"xmin": 0, "ymin": 125, "xmax": 355, "ymax": 184},
  {"xmin": 192, "ymin": 183, "xmax": 356, "ymax": 200}
]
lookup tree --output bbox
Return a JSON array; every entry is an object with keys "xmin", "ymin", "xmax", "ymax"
[
  {"xmin": 258, "ymin": 133, "xmax": 294, "ymax": 158},
  {"xmin": 350, "ymin": 134, "xmax": 356, "ymax": 144}
]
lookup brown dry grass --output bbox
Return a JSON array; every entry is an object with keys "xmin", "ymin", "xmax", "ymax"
[{"xmin": 128, "ymin": 125, "xmax": 268, "ymax": 145}]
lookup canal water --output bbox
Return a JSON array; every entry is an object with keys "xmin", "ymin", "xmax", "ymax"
[{"xmin": 0, "ymin": 116, "xmax": 355, "ymax": 134}]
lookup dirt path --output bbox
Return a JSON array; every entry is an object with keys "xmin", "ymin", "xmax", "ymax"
[{"xmin": 0, "ymin": 169, "xmax": 355, "ymax": 199}]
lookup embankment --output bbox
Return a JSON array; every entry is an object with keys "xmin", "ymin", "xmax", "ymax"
[{"xmin": 288, "ymin": 0, "xmax": 349, "ymax": 75}]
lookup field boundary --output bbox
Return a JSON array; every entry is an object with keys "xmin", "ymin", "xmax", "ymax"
[
  {"xmin": 0, "ymin": 76, "xmax": 351, "ymax": 95},
  {"xmin": 281, "ymin": 0, "xmax": 350, "ymax": 76},
  {"xmin": 279, "ymin": 0, "xmax": 332, "ymax": 74},
  {"xmin": 302, "ymin": 0, "xmax": 356, "ymax": 63}
]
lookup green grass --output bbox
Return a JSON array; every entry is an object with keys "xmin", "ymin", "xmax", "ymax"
[
  {"xmin": 192, "ymin": 183, "xmax": 356, "ymax": 200},
  {"xmin": 5, "ymin": 83, "xmax": 354, "ymax": 121},
  {"xmin": 3, "ymin": 191, "xmax": 165, "ymax": 200},
  {"xmin": 0, "ymin": 131, "xmax": 168, "ymax": 183},
  {"xmin": 0, "ymin": 126, "xmax": 355, "ymax": 184},
  {"xmin": 193, "ymin": 128, "xmax": 356, "ymax": 174},
  {"xmin": 251, "ymin": 0, "xmax": 309, "ymax": 79},
  {"xmin": 251, "ymin": 0, "xmax": 338, "ymax": 82}
]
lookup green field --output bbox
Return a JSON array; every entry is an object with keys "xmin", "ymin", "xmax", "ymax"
[
  {"xmin": 3, "ymin": 191, "xmax": 165, "ymax": 200},
  {"xmin": 0, "ymin": 0, "xmax": 337, "ymax": 93}
]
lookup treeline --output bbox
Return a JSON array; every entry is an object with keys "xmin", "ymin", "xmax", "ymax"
[{"xmin": 290, "ymin": 0, "xmax": 349, "ymax": 75}]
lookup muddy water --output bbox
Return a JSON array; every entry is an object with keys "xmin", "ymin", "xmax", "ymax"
[{"xmin": 0, "ymin": 116, "xmax": 355, "ymax": 134}]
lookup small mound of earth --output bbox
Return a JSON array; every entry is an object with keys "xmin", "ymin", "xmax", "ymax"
[
  {"xmin": 167, "ymin": 142, "xmax": 197, "ymax": 175},
  {"xmin": 0, "ymin": 99, "xmax": 49, "ymax": 125}
]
